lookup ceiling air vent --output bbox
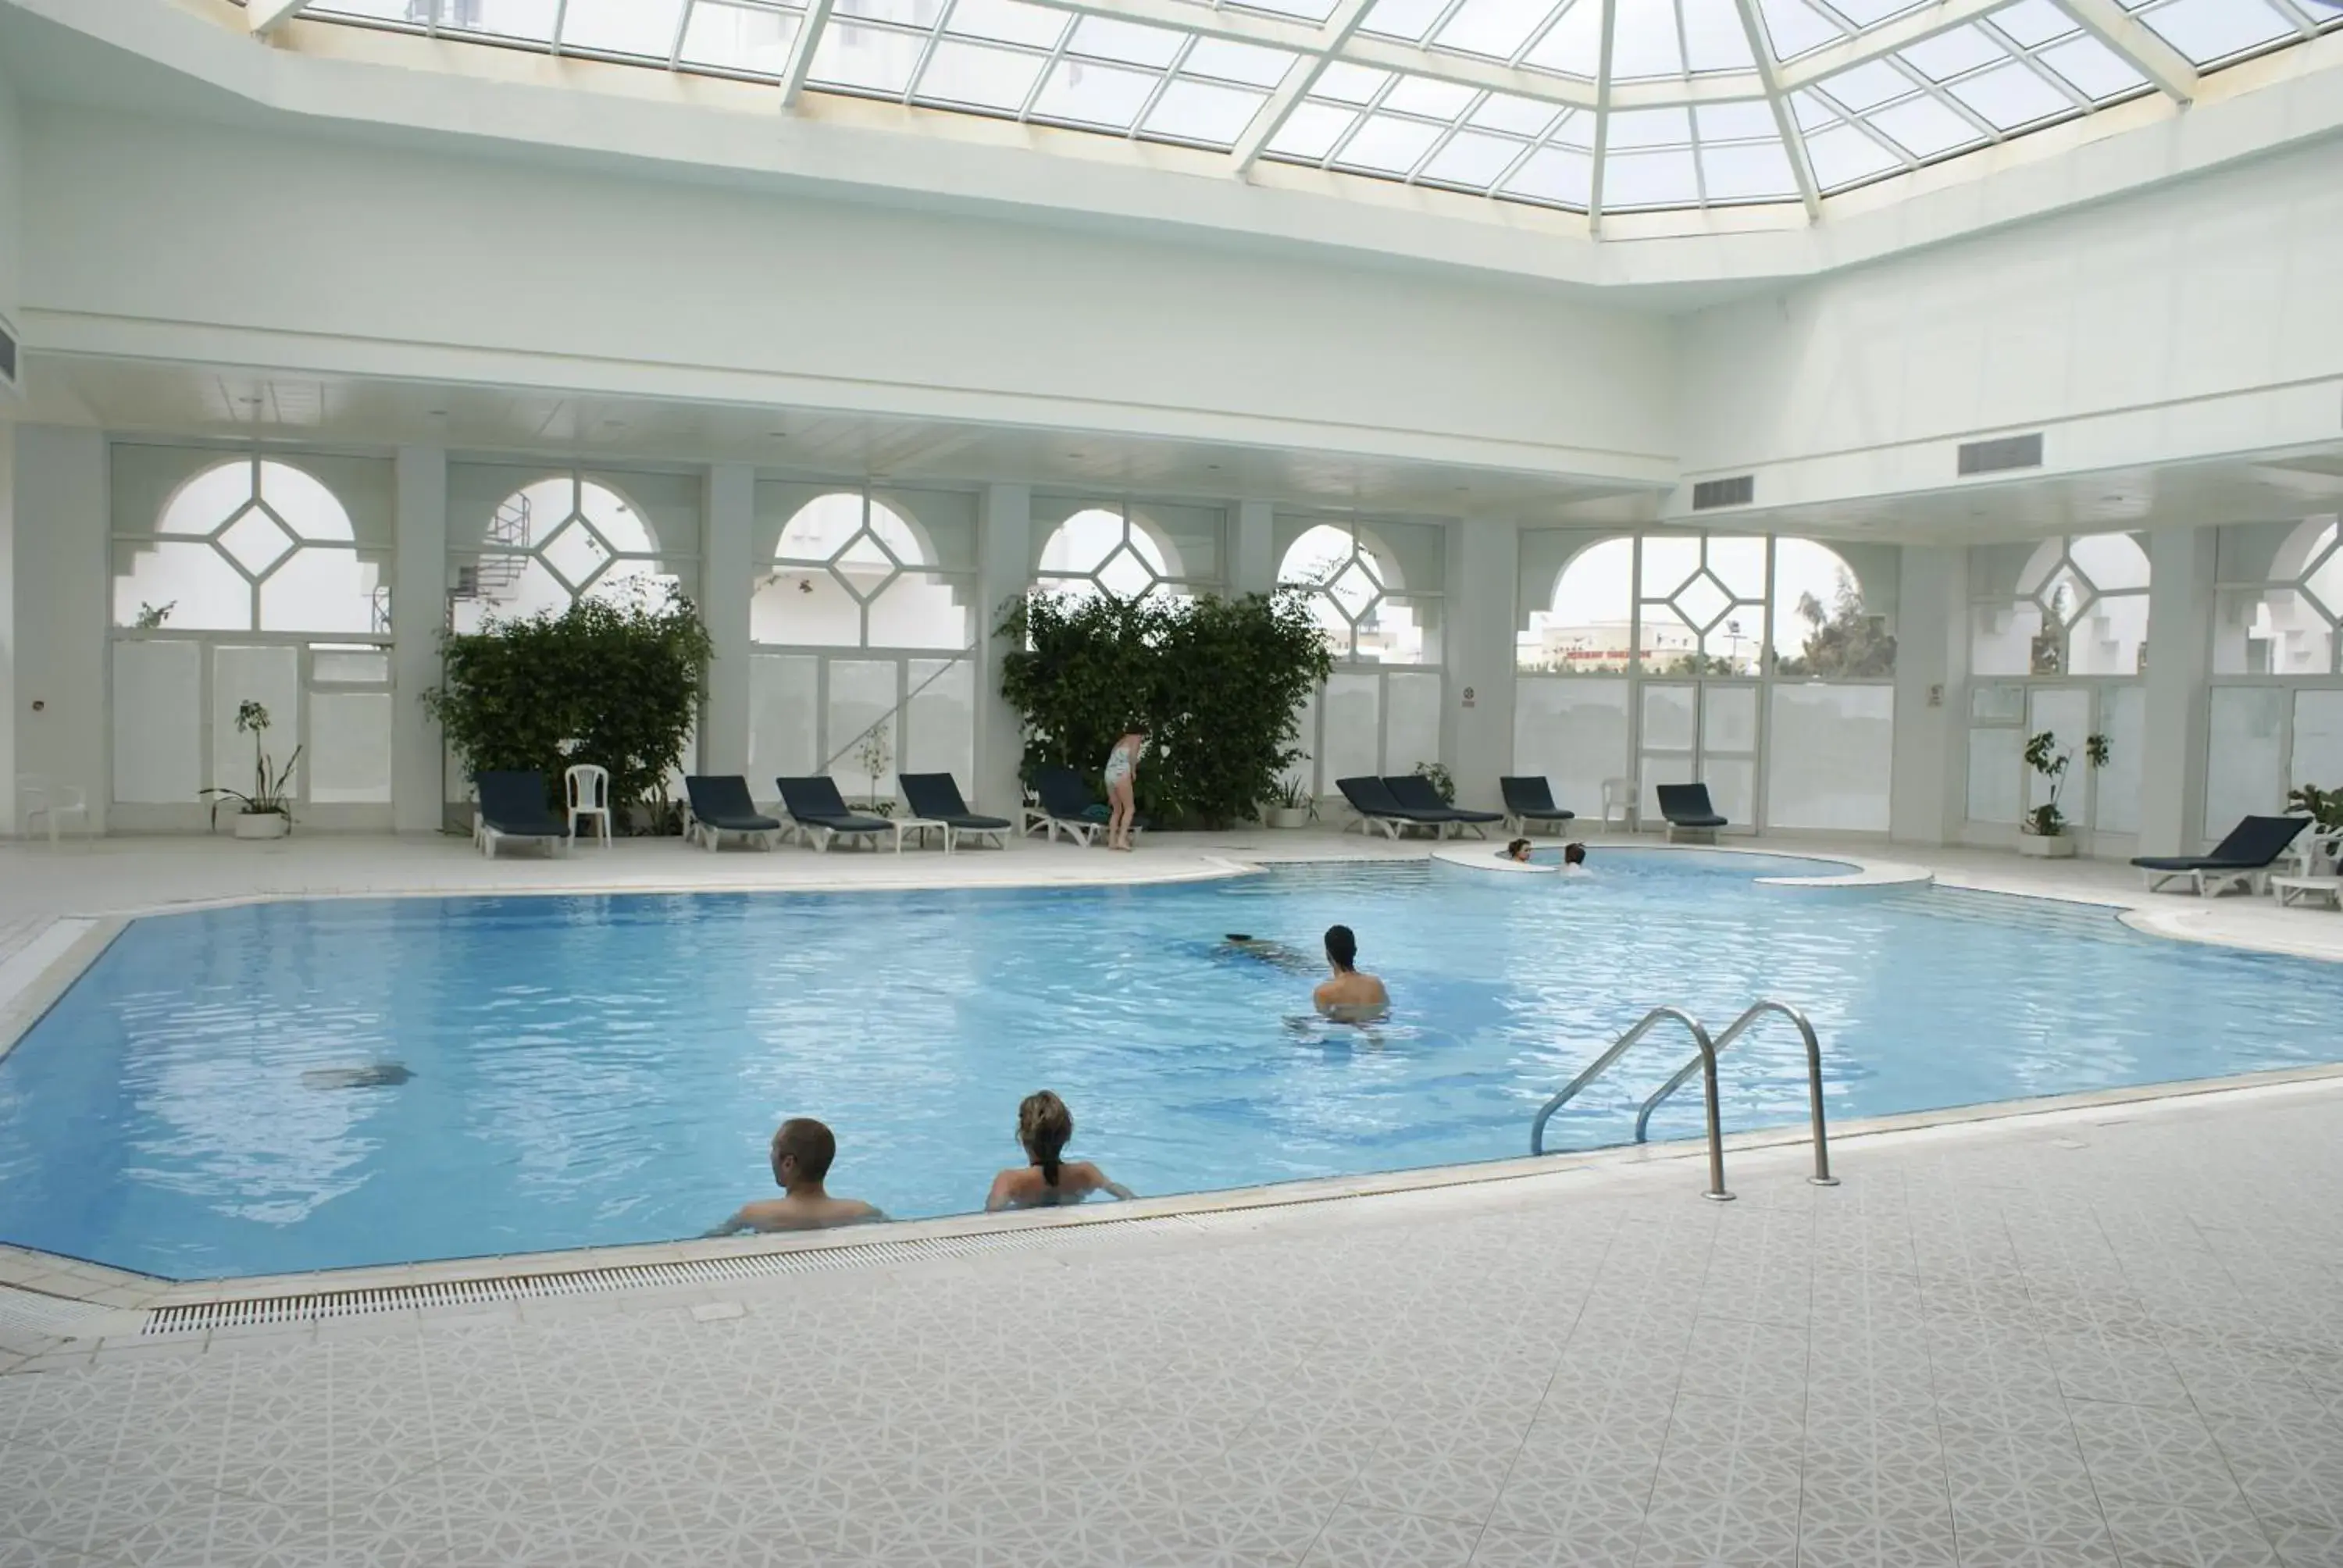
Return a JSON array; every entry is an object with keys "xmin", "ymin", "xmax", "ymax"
[
  {"xmin": 1957, "ymin": 433, "xmax": 2043, "ymax": 476},
  {"xmin": 1691, "ymin": 475, "xmax": 1754, "ymax": 511}
]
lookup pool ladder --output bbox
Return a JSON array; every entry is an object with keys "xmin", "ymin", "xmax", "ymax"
[{"xmin": 1527, "ymin": 1000, "xmax": 1838, "ymax": 1202}]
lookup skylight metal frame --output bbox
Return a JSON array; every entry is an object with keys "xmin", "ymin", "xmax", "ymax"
[{"xmin": 254, "ymin": 0, "xmax": 2343, "ymax": 229}]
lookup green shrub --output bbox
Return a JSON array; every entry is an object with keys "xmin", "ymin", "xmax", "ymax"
[
  {"xmin": 425, "ymin": 589, "xmax": 712, "ymax": 829},
  {"xmin": 996, "ymin": 587, "xmax": 1332, "ymax": 829}
]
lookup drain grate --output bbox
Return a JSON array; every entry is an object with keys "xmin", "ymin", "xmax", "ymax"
[{"xmin": 142, "ymin": 1188, "xmax": 1389, "ymax": 1335}]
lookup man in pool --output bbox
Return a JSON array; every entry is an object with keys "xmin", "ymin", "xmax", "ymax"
[
  {"xmin": 1314, "ymin": 924, "xmax": 1389, "ymax": 1021},
  {"xmin": 1564, "ymin": 843, "xmax": 1589, "ymax": 871},
  {"xmin": 708, "ymin": 1117, "xmax": 886, "ymax": 1235}
]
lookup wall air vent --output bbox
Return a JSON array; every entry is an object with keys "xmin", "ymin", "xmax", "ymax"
[
  {"xmin": 1957, "ymin": 433, "xmax": 2043, "ymax": 476},
  {"xmin": 0, "ymin": 314, "xmax": 17, "ymax": 394},
  {"xmin": 1691, "ymin": 475, "xmax": 1755, "ymax": 511}
]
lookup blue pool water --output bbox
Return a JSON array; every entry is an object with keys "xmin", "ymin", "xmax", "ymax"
[{"xmin": 2, "ymin": 850, "xmax": 2338, "ymax": 1280}]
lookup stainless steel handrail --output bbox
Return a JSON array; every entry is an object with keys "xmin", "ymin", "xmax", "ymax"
[
  {"xmin": 1632, "ymin": 1000, "xmax": 1836, "ymax": 1188},
  {"xmin": 1529, "ymin": 1006, "xmax": 1733, "ymax": 1202}
]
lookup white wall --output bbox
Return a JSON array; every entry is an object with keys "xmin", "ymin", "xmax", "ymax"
[
  {"xmin": 10, "ymin": 426, "xmax": 106, "ymax": 829},
  {"xmin": 18, "ymin": 104, "xmax": 1679, "ymax": 485},
  {"xmin": 1674, "ymin": 139, "xmax": 2343, "ymax": 509},
  {"xmin": 0, "ymin": 60, "xmax": 21, "ymax": 333}
]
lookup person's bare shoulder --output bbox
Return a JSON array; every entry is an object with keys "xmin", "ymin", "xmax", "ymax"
[{"xmin": 729, "ymin": 1199, "xmax": 811, "ymax": 1233}]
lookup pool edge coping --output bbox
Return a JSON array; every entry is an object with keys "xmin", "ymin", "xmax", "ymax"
[{"xmin": 9, "ymin": 1057, "xmax": 2343, "ymax": 1349}]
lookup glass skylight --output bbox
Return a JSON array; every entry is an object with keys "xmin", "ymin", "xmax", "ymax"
[{"xmin": 276, "ymin": 0, "xmax": 2343, "ymax": 222}]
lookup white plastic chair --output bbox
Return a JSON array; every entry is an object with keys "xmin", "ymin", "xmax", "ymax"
[
  {"xmin": 565, "ymin": 764, "xmax": 612, "ymax": 847},
  {"xmin": 18, "ymin": 775, "xmax": 91, "ymax": 845},
  {"xmin": 1600, "ymin": 776, "xmax": 1640, "ymax": 833}
]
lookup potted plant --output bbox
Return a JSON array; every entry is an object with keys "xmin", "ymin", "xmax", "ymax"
[
  {"xmin": 2018, "ymin": 729, "xmax": 2109, "ymax": 857},
  {"xmin": 1412, "ymin": 761, "xmax": 1457, "ymax": 804},
  {"xmin": 1265, "ymin": 776, "xmax": 1314, "ymax": 830},
  {"xmin": 2287, "ymin": 784, "xmax": 2343, "ymax": 873},
  {"xmin": 854, "ymin": 728, "xmax": 896, "ymax": 818},
  {"xmin": 201, "ymin": 700, "xmax": 301, "ymax": 839}
]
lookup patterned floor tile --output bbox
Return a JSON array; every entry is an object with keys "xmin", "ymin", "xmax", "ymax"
[
  {"xmin": 1471, "ymin": 1523, "xmax": 1632, "ymax": 1568},
  {"xmin": 2097, "ymin": 1497, "xmax": 2280, "ymax": 1568},
  {"xmin": 2066, "ymin": 1399, "xmax": 2243, "ymax": 1510},
  {"xmin": 1298, "ymin": 1502, "xmax": 1482, "ymax": 1568}
]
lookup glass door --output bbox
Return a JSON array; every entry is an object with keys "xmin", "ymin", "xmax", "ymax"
[{"xmin": 1639, "ymin": 682, "xmax": 1759, "ymax": 831}]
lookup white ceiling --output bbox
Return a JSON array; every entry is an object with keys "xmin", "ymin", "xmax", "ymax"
[
  {"xmin": 1729, "ymin": 447, "xmax": 2343, "ymax": 543},
  {"xmin": 16, "ymin": 352, "xmax": 1651, "ymax": 521},
  {"xmin": 19, "ymin": 351, "xmax": 2343, "ymax": 544}
]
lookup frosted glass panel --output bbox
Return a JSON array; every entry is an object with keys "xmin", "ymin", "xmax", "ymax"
[
  {"xmin": 1641, "ymin": 684, "xmax": 1696, "ymax": 751},
  {"xmin": 1382, "ymin": 672, "xmax": 1443, "ymax": 775},
  {"xmin": 1320, "ymin": 672, "xmax": 1381, "ymax": 789},
  {"xmin": 904, "ymin": 659, "xmax": 975, "ymax": 795},
  {"xmin": 2291, "ymin": 690, "xmax": 2343, "ymax": 793},
  {"xmin": 2095, "ymin": 686, "xmax": 2145, "ymax": 835},
  {"xmin": 1285, "ymin": 686, "xmax": 1318, "ymax": 797},
  {"xmin": 1704, "ymin": 757, "xmax": 1755, "ymax": 827},
  {"xmin": 312, "ymin": 649, "xmax": 390, "ymax": 683},
  {"xmin": 1970, "ymin": 683, "xmax": 2024, "ymax": 723},
  {"xmin": 2025, "ymin": 689, "xmax": 2092, "ymax": 814},
  {"xmin": 826, "ymin": 659, "xmax": 898, "ymax": 805},
  {"xmin": 1767, "ymin": 685, "xmax": 1892, "ymax": 832},
  {"xmin": 1703, "ymin": 685, "xmax": 1758, "ymax": 753},
  {"xmin": 1512, "ymin": 677, "xmax": 1628, "ymax": 818},
  {"xmin": 1967, "ymin": 728, "xmax": 2022, "ymax": 825},
  {"xmin": 748, "ymin": 654, "xmax": 819, "ymax": 794},
  {"xmin": 2205, "ymin": 686, "xmax": 2287, "ymax": 840},
  {"xmin": 211, "ymin": 645, "xmax": 301, "ymax": 796},
  {"xmin": 308, "ymin": 692, "xmax": 394, "ymax": 804},
  {"xmin": 112, "ymin": 640, "xmax": 203, "ymax": 804}
]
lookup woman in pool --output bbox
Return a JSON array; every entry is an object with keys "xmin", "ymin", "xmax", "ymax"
[
  {"xmin": 1102, "ymin": 724, "xmax": 1147, "ymax": 852},
  {"xmin": 986, "ymin": 1090, "xmax": 1136, "ymax": 1211},
  {"xmin": 1503, "ymin": 838, "xmax": 1533, "ymax": 862}
]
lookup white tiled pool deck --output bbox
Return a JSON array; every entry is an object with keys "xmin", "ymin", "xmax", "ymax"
[{"xmin": 3, "ymin": 829, "xmax": 2342, "ymax": 1566}]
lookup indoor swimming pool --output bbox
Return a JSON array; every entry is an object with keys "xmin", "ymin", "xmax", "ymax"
[{"xmin": 2, "ymin": 850, "xmax": 2338, "ymax": 1280}]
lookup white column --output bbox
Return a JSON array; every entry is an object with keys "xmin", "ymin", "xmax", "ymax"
[
  {"xmin": 1890, "ymin": 546, "xmax": 1965, "ymax": 846},
  {"xmin": 0, "ymin": 424, "xmax": 15, "ymax": 836},
  {"xmin": 975, "ymin": 484, "xmax": 1032, "ymax": 817},
  {"xmin": 1447, "ymin": 519, "xmax": 1517, "ymax": 811},
  {"xmin": 2139, "ymin": 524, "xmax": 2216, "ymax": 856},
  {"xmin": 390, "ymin": 445, "xmax": 448, "ymax": 833},
  {"xmin": 12, "ymin": 427, "xmax": 107, "ymax": 832},
  {"xmin": 700, "ymin": 463, "xmax": 754, "ymax": 777},
  {"xmin": 1232, "ymin": 500, "xmax": 1276, "ymax": 596}
]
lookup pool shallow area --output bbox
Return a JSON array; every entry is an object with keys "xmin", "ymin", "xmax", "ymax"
[{"xmin": 2, "ymin": 849, "xmax": 2339, "ymax": 1281}]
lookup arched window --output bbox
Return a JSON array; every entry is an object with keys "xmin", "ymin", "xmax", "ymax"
[
  {"xmin": 1277, "ymin": 521, "xmax": 1429, "ymax": 664},
  {"xmin": 1771, "ymin": 538, "xmax": 1895, "ymax": 678},
  {"xmin": 1036, "ymin": 505, "xmax": 1186, "ymax": 605},
  {"xmin": 751, "ymin": 492, "xmax": 968, "ymax": 650},
  {"xmin": 448, "ymin": 474, "xmax": 683, "ymax": 635},
  {"xmin": 2215, "ymin": 515, "xmax": 2341, "ymax": 675},
  {"xmin": 112, "ymin": 458, "xmax": 384, "ymax": 634},
  {"xmin": 1971, "ymin": 532, "xmax": 2149, "ymax": 676},
  {"xmin": 1520, "ymin": 536, "xmax": 1632, "ymax": 674},
  {"xmin": 1636, "ymin": 533, "xmax": 1766, "ymax": 676}
]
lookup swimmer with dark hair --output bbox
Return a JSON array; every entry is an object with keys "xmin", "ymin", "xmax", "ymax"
[
  {"xmin": 1502, "ymin": 838, "xmax": 1533, "ymax": 862},
  {"xmin": 1314, "ymin": 925, "xmax": 1389, "ymax": 1022},
  {"xmin": 1564, "ymin": 842, "xmax": 1589, "ymax": 870}
]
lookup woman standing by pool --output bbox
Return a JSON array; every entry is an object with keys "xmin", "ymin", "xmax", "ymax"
[{"xmin": 1103, "ymin": 724, "xmax": 1147, "ymax": 851}]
